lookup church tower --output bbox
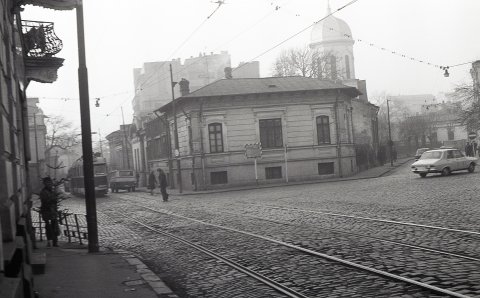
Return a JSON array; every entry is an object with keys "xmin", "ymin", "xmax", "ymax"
[{"xmin": 309, "ymin": 1, "xmax": 355, "ymax": 80}]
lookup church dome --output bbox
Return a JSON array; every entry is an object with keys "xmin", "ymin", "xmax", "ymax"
[{"xmin": 310, "ymin": 9, "xmax": 353, "ymax": 45}]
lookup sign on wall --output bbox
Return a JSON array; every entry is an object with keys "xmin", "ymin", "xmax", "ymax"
[{"xmin": 245, "ymin": 143, "xmax": 262, "ymax": 159}]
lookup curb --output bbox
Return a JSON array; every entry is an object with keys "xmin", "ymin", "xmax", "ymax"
[
  {"xmin": 114, "ymin": 249, "xmax": 179, "ymax": 298},
  {"xmin": 136, "ymin": 158, "xmax": 413, "ymax": 197}
]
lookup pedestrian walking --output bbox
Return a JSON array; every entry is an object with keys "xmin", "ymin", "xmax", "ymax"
[
  {"xmin": 158, "ymin": 169, "xmax": 169, "ymax": 202},
  {"xmin": 473, "ymin": 141, "xmax": 478, "ymax": 157},
  {"xmin": 148, "ymin": 170, "xmax": 157, "ymax": 195},
  {"xmin": 39, "ymin": 177, "xmax": 59, "ymax": 247}
]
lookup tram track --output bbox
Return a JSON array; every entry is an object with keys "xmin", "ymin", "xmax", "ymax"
[
  {"xmin": 113, "ymin": 193, "xmax": 478, "ymax": 297},
  {"xmin": 243, "ymin": 203, "xmax": 480, "ymax": 236}
]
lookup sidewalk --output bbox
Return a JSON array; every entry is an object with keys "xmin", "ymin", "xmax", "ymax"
[
  {"xmin": 141, "ymin": 157, "xmax": 413, "ymax": 197},
  {"xmin": 33, "ymin": 240, "xmax": 178, "ymax": 298}
]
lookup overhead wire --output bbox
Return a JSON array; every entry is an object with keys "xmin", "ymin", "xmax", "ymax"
[
  {"xmin": 96, "ymin": 0, "xmax": 359, "ymax": 128},
  {"xmin": 136, "ymin": 0, "xmax": 292, "ymax": 92},
  {"xmin": 230, "ymin": 0, "xmax": 361, "ymax": 73},
  {"xmin": 134, "ymin": 1, "xmax": 227, "ymax": 94}
]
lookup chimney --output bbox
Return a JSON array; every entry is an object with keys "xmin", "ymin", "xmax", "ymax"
[
  {"xmin": 224, "ymin": 67, "xmax": 233, "ymax": 79},
  {"xmin": 179, "ymin": 78, "xmax": 190, "ymax": 96}
]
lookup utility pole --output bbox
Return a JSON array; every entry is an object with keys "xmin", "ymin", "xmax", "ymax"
[
  {"xmin": 170, "ymin": 64, "xmax": 183, "ymax": 193},
  {"xmin": 387, "ymin": 99, "xmax": 394, "ymax": 166},
  {"xmin": 76, "ymin": 2, "xmax": 99, "ymax": 253},
  {"xmin": 121, "ymin": 106, "xmax": 131, "ymax": 169}
]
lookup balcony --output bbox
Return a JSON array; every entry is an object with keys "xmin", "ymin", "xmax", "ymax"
[{"xmin": 21, "ymin": 20, "xmax": 64, "ymax": 83}]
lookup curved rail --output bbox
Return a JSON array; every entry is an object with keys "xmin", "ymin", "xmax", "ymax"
[
  {"xmin": 119, "ymin": 213, "xmax": 309, "ymax": 298},
  {"xmin": 217, "ymin": 209, "xmax": 480, "ymax": 262},
  {"xmin": 126, "ymin": 201, "xmax": 472, "ymax": 298}
]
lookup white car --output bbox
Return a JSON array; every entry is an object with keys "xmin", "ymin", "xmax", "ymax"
[{"xmin": 411, "ymin": 148, "xmax": 477, "ymax": 178}]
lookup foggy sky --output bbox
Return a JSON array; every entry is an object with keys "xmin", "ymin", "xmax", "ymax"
[{"xmin": 21, "ymin": 0, "xmax": 480, "ymax": 137}]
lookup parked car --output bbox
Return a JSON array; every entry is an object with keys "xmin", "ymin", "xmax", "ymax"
[
  {"xmin": 414, "ymin": 147, "xmax": 431, "ymax": 161},
  {"xmin": 411, "ymin": 148, "xmax": 477, "ymax": 178},
  {"xmin": 108, "ymin": 170, "xmax": 137, "ymax": 192}
]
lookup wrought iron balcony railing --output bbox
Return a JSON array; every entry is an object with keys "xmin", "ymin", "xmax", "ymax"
[{"xmin": 22, "ymin": 20, "xmax": 63, "ymax": 58}]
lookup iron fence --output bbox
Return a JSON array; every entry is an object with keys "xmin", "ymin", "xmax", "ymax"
[{"xmin": 31, "ymin": 208, "xmax": 88, "ymax": 245}]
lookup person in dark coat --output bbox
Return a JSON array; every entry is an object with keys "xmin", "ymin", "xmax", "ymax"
[
  {"xmin": 148, "ymin": 171, "xmax": 157, "ymax": 195},
  {"xmin": 158, "ymin": 169, "xmax": 169, "ymax": 202},
  {"xmin": 39, "ymin": 177, "xmax": 59, "ymax": 247}
]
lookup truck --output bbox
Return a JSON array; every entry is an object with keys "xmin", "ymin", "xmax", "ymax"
[{"xmin": 108, "ymin": 170, "xmax": 137, "ymax": 193}]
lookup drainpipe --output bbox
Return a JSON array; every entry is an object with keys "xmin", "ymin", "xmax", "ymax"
[{"xmin": 335, "ymin": 91, "xmax": 343, "ymax": 178}]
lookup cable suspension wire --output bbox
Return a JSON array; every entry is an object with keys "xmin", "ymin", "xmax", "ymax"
[
  {"xmin": 95, "ymin": 0, "xmax": 358, "ymax": 128},
  {"xmin": 135, "ymin": 1, "xmax": 227, "ymax": 93},
  {"xmin": 231, "ymin": 0, "xmax": 361, "ymax": 73},
  {"xmin": 137, "ymin": 0, "xmax": 291, "ymax": 92}
]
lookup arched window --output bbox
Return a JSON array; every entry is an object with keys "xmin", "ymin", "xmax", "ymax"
[
  {"xmin": 345, "ymin": 55, "xmax": 351, "ymax": 79},
  {"xmin": 330, "ymin": 55, "xmax": 337, "ymax": 80},
  {"xmin": 208, "ymin": 123, "xmax": 224, "ymax": 153},
  {"xmin": 316, "ymin": 116, "xmax": 331, "ymax": 144}
]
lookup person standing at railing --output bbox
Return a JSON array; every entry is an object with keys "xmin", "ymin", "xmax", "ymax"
[{"xmin": 39, "ymin": 177, "xmax": 59, "ymax": 247}]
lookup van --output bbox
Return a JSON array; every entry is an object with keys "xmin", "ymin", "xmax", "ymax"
[{"xmin": 109, "ymin": 170, "xmax": 136, "ymax": 193}]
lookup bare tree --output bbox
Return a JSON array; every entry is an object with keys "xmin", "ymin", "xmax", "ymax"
[
  {"xmin": 271, "ymin": 46, "xmax": 341, "ymax": 80},
  {"xmin": 44, "ymin": 115, "xmax": 80, "ymax": 175},
  {"xmin": 453, "ymin": 83, "xmax": 480, "ymax": 131}
]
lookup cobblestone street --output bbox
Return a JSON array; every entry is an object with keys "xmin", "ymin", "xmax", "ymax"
[{"xmin": 57, "ymin": 162, "xmax": 480, "ymax": 297}]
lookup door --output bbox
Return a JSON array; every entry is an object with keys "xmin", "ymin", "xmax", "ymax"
[
  {"xmin": 453, "ymin": 150, "xmax": 467, "ymax": 169},
  {"xmin": 446, "ymin": 150, "xmax": 458, "ymax": 170}
]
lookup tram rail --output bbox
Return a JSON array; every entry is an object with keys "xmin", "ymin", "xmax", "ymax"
[{"xmin": 114, "ymin": 194, "xmax": 475, "ymax": 298}]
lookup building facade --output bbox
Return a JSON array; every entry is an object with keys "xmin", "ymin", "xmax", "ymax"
[
  {"xmin": 1, "ymin": 0, "xmax": 71, "ymax": 296},
  {"xmin": 131, "ymin": 52, "xmax": 260, "ymax": 130},
  {"xmin": 308, "ymin": 1, "xmax": 379, "ymax": 169},
  {"xmin": 106, "ymin": 125, "xmax": 134, "ymax": 171},
  {"xmin": 26, "ymin": 98, "xmax": 47, "ymax": 192},
  {"xmin": 145, "ymin": 76, "xmax": 360, "ymax": 191}
]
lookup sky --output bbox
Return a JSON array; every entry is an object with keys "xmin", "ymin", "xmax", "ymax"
[{"xmin": 21, "ymin": 0, "xmax": 480, "ymax": 139}]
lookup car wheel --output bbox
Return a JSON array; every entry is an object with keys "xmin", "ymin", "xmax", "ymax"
[
  {"xmin": 441, "ymin": 167, "xmax": 451, "ymax": 176},
  {"xmin": 419, "ymin": 173, "xmax": 427, "ymax": 178},
  {"xmin": 468, "ymin": 163, "xmax": 475, "ymax": 173}
]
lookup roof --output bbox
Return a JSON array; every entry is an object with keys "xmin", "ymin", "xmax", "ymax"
[
  {"xmin": 157, "ymin": 77, "xmax": 360, "ymax": 113},
  {"xmin": 182, "ymin": 76, "xmax": 357, "ymax": 98}
]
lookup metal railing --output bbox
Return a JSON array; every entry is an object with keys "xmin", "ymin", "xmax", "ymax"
[
  {"xmin": 21, "ymin": 20, "xmax": 63, "ymax": 57},
  {"xmin": 32, "ymin": 209, "xmax": 88, "ymax": 245}
]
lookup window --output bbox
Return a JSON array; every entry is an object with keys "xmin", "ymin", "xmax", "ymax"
[
  {"xmin": 265, "ymin": 166, "xmax": 282, "ymax": 179},
  {"xmin": 453, "ymin": 150, "xmax": 463, "ymax": 158},
  {"xmin": 259, "ymin": 118, "xmax": 283, "ymax": 148},
  {"xmin": 330, "ymin": 55, "xmax": 337, "ymax": 79},
  {"xmin": 345, "ymin": 55, "xmax": 351, "ymax": 79},
  {"xmin": 208, "ymin": 123, "xmax": 224, "ymax": 153},
  {"xmin": 318, "ymin": 162, "xmax": 334, "ymax": 175},
  {"xmin": 448, "ymin": 129, "xmax": 454, "ymax": 140},
  {"xmin": 210, "ymin": 171, "xmax": 228, "ymax": 185},
  {"xmin": 446, "ymin": 151, "xmax": 454, "ymax": 159},
  {"xmin": 316, "ymin": 116, "xmax": 331, "ymax": 144}
]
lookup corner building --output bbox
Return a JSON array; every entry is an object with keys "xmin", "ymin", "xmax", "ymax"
[{"xmin": 147, "ymin": 76, "xmax": 360, "ymax": 191}]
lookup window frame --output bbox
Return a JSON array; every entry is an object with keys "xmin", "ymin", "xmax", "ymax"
[
  {"xmin": 265, "ymin": 166, "xmax": 282, "ymax": 179},
  {"xmin": 316, "ymin": 115, "xmax": 331, "ymax": 145},
  {"xmin": 259, "ymin": 118, "xmax": 283, "ymax": 149},
  {"xmin": 208, "ymin": 122, "xmax": 224, "ymax": 153},
  {"xmin": 318, "ymin": 162, "xmax": 335, "ymax": 175},
  {"xmin": 210, "ymin": 171, "xmax": 228, "ymax": 185}
]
